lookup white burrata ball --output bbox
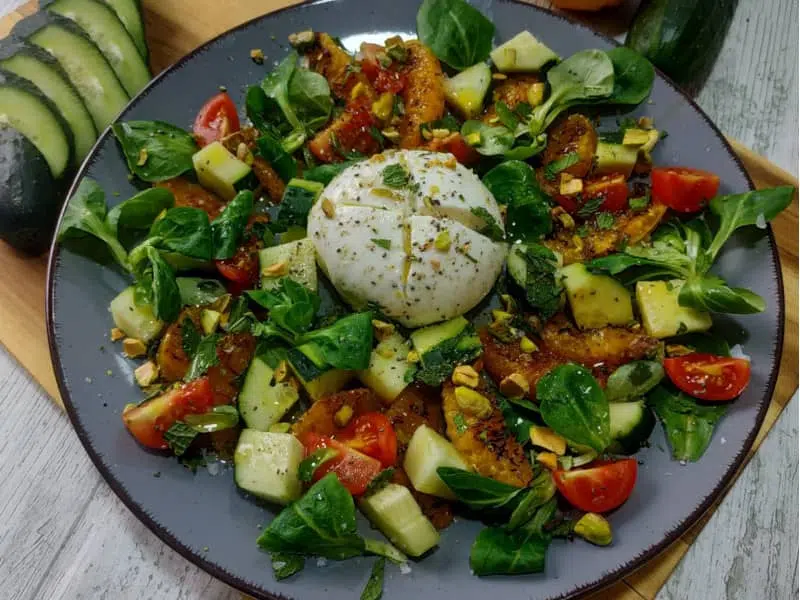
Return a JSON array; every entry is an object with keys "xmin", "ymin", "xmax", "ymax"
[{"xmin": 307, "ymin": 150, "xmax": 507, "ymax": 327}]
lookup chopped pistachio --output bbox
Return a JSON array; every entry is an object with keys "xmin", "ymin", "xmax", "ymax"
[
  {"xmin": 334, "ymin": 404, "xmax": 354, "ymax": 427},
  {"xmin": 321, "ymin": 197, "xmax": 336, "ymax": 218},
  {"xmin": 134, "ymin": 361, "xmax": 159, "ymax": 387},
  {"xmin": 136, "ymin": 148, "xmax": 148, "ymax": 166},
  {"xmin": 560, "ymin": 175, "xmax": 583, "ymax": 196},
  {"xmin": 491, "ymin": 309, "xmax": 513, "ymax": 323},
  {"xmin": 371, "ymin": 319, "xmax": 395, "ymax": 341},
  {"xmin": 500, "ymin": 372, "xmax": 529, "ymax": 398},
  {"xmin": 110, "ymin": 327, "xmax": 125, "ymax": 342},
  {"xmin": 431, "ymin": 128, "xmax": 451, "ymax": 139},
  {"xmin": 452, "ymin": 365, "xmax": 480, "ymax": 388},
  {"xmin": 637, "ymin": 116, "xmax": 655, "ymax": 130},
  {"xmin": 421, "ymin": 128, "xmax": 434, "ymax": 141},
  {"xmin": 500, "ymin": 294, "xmax": 516, "ymax": 313},
  {"xmin": 274, "ymin": 360, "xmax": 289, "ymax": 382},
  {"xmin": 122, "ymin": 338, "xmax": 147, "ymax": 359},
  {"xmin": 666, "ymin": 344, "xmax": 694, "ymax": 357},
  {"xmin": 406, "ymin": 350, "xmax": 420, "ymax": 363},
  {"xmin": 491, "ymin": 72, "xmax": 508, "ymax": 80},
  {"xmin": 350, "ymin": 81, "xmax": 368, "ymax": 100},
  {"xmin": 262, "ymin": 261, "xmax": 289, "ymax": 277},
  {"xmin": 249, "ymin": 48, "xmax": 265, "ymax": 64},
  {"xmin": 381, "ymin": 128, "xmax": 401, "ymax": 142},
  {"xmin": 530, "ymin": 425, "xmax": 567, "ymax": 455},
  {"xmin": 371, "ymin": 92, "xmax": 394, "ymax": 121},
  {"xmin": 434, "ymin": 230, "xmax": 451, "ymax": 251},
  {"xmin": 536, "ymin": 451, "xmax": 558, "ymax": 471},
  {"xmin": 519, "ymin": 336, "xmax": 538, "ymax": 354},
  {"xmin": 527, "ymin": 82, "xmax": 546, "ymax": 107},
  {"xmin": 574, "ymin": 513, "xmax": 613, "ymax": 546},
  {"xmin": 288, "ymin": 30, "xmax": 315, "ymax": 48},
  {"xmin": 430, "ymin": 259, "xmax": 442, "ymax": 271},
  {"xmin": 454, "ymin": 386, "xmax": 492, "ymax": 419},
  {"xmin": 552, "ymin": 206, "xmax": 575, "ymax": 230}
]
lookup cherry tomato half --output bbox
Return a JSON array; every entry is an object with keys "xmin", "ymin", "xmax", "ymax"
[
  {"xmin": 359, "ymin": 43, "xmax": 406, "ymax": 94},
  {"xmin": 553, "ymin": 458, "xmax": 638, "ymax": 513},
  {"xmin": 651, "ymin": 167, "xmax": 720, "ymax": 213},
  {"xmin": 337, "ymin": 412, "xmax": 398, "ymax": 468},
  {"xmin": 299, "ymin": 432, "xmax": 383, "ymax": 495},
  {"xmin": 123, "ymin": 377, "xmax": 215, "ymax": 449},
  {"xmin": 215, "ymin": 238, "xmax": 260, "ymax": 295},
  {"xmin": 193, "ymin": 92, "xmax": 240, "ymax": 147},
  {"xmin": 664, "ymin": 353, "xmax": 751, "ymax": 401},
  {"xmin": 583, "ymin": 173, "xmax": 629, "ymax": 213}
]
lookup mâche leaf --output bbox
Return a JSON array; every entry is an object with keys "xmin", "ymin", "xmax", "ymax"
[{"xmin": 112, "ymin": 120, "xmax": 197, "ymax": 182}]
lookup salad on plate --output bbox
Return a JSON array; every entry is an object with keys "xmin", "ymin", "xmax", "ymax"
[{"xmin": 57, "ymin": 0, "xmax": 793, "ymax": 593}]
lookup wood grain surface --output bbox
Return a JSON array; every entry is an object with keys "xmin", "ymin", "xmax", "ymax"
[{"xmin": 0, "ymin": 1, "xmax": 796, "ymax": 599}]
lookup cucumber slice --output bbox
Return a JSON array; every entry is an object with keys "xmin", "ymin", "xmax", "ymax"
[
  {"xmin": 104, "ymin": 0, "xmax": 147, "ymax": 60},
  {"xmin": 0, "ymin": 69, "xmax": 73, "ymax": 179},
  {"xmin": 0, "ymin": 127, "xmax": 59, "ymax": 254},
  {"xmin": 192, "ymin": 141, "xmax": 254, "ymax": 201},
  {"xmin": 358, "ymin": 332, "xmax": 411, "ymax": 402},
  {"xmin": 234, "ymin": 430, "xmax": 304, "ymax": 505},
  {"xmin": 17, "ymin": 12, "xmax": 130, "ymax": 131},
  {"xmin": 48, "ymin": 0, "xmax": 151, "ymax": 97},
  {"xmin": 410, "ymin": 316, "xmax": 468, "ymax": 357},
  {"xmin": 0, "ymin": 40, "xmax": 97, "ymax": 163},
  {"xmin": 259, "ymin": 238, "xmax": 317, "ymax": 292},
  {"xmin": 287, "ymin": 348, "xmax": 353, "ymax": 402},
  {"xmin": 109, "ymin": 286, "xmax": 164, "ymax": 342},
  {"xmin": 560, "ymin": 262, "xmax": 633, "ymax": 330},
  {"xmin": 238, "ymin": 356, "xmax": 300, "ymax": 431},
  {"xmin": 403, "ymin": 424, "xmax": 469, "ymax": 499},
  {"xmin": 608, "ymin": 400, "xmax": 656, "ymax": 455},
  {"xmin": 360, "ymin": 484, "xmax": 440, "ymax": 557}
]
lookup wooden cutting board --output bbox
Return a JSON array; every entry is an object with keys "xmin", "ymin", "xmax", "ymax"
[{"xmin": 0, "ymin": 2, "xmax": 797, "ymax": 599}]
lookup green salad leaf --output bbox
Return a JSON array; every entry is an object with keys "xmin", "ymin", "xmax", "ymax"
[
  {"xmin": 133, "ymin": 246, "xmax": 181, "ymax": 322},
  {"xmin": 271, "ymin": 553, "xmax": 305, "ymax": 581},
  {"xmin": 537, "ymin": 363, "xmax": 610, "ymax": 453},
  {"xmin": 416, "ymin": 0, "xmax": 495, "ymax": 70},
  {"xmin": 131, "ymin": 206, "xmax": 214, "ymax": 267},
  {"xmin": 469, "ymin": 522, "xmax": 548, "ymax": 576},
  {"xmin": 176, "ymin": 278, "xmax": 227, "ymax": 307},
  {"xmin": 648, "ymin": 385, "xmax": 729, "ymax": 462},
  {"xmin": 414, "ymin": 323, "xmax": 482, "ymax": 386},
  {"xmin": 506, "ymin": 243, "xmax": 562, "ymax": 318},
  {"xmin": 437, "ymin": 467, "xmax": 527, "ymax": 511},
  {"xmin": 106, "ymin": 187, "xmax": 175, "ymax": 249},
  {"xmin": 184, "ymin": 332, "xmax": 220, "ymax": 381},
  {"xmin": 361, "ymin": 558, "xmax": 385, "ymax": 600},
  {"xmin": 163, "ymin": 421, "xmax": 198, "ymax": 456},
  {"xmin": 247, "ymin": 278, "xmax": 321, "ymax": 336},
  {"xmin": 255, "ymin": 132, "xmax": 298, "ymax": 182},
  {"xmin": 211, "ymin": 190, "xmax": 253, "ymax": 260},
  {"xmin": 257, "ymin": 474, "xmax": 406, "ymax": 562},
  {"xmin": 112, "ymin": 120, "xmax": 197, "ymax": 182},
  {"xmin": 482, "ymin": 161, "xmax": 552, "ymax": 243},
  {"xmin": 297, "ymin": 312, "xmax": 374, "ymax": 370}
]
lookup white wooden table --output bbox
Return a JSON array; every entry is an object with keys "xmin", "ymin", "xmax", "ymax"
[{"xmin": 0, "ymin": 1, "xmax": 797, "ymax": 599}]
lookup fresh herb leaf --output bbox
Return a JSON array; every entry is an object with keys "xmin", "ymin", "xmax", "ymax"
[
  {"xmin": 470, "ymin": 207, "xmax": 505, "ymax": 242},
  {"xmin": 257, "ymin": 473, "xmax": 406, "ymax": 561},
  {"xmin": 364, "ymin": 468, "xmax": 396, "ymax": 497},
  {"xmin": 181, "ymin": 317, "xmax": 202, "ymax": 356},
  {"xmin": 576, "ymin": 196, "xmax": 604, "ymax": 218},
  {"xmin": 183, "ymin": 405, "xmax": 240, "ymax": 432},
  {"xmin": 603, "ymin": 47, "xmax": 655, "ymax": 105},
  {"xmin": 453, "ymin": 413, "xmax": 468, "ymax": 434},
  {"xmin": 361, "ymin": 558, "xmax": 385, "ymax": 600},
  {"xmin": 678, "ymin": 275, "xmax": 766, "ymax": 314},
  {"xmin": 536, "ymin": 364, "xmax": 610, "ymax": 453},
  {"xmin": 595, "ymin": 211, "xmax": 615, "ymax": 230},
  {"xmin": 256, "ymin": 132, "xmax": 298, "ymax": 182},
  {"xmin": 371, "ymin": 238, "xmax": 392, "ymax": 250},
  {"xmin": 211, "ymin": 190, "xmax": 254, "ymax": 260},
  {"xmin": 271, "ymin": 553, "xmax": 304, "ymax": 580},
  {"xmin": 414, "ymin": 324, "xmax": 482, "ymax": 386},
  {"xmin": 483, "ymin": 161, "xmax": 552, "ymax": 242},
  {"xmin": 544, "ymin": 152, "xmax": 580, "ymax": 181},
  {"xmin": 461, "ymin": 120, "xmax": 514, "ymax": 156},
  {"xmin": 303, "ymin": 159, "xmax": 364, "ymax": 185},
  {"xmin": 112, "ymin": 121, "xmax": 197, "ymax": 182},
  {"xmin": 184, "ymin": 333, "xmax": 220, "ymax": 381},
  {"xmin": 498, "ymin": 396, "xmax": 536, "ymax": 444},
  {"xmin": 163, "ymin": 421, "xmax": 198, "ymax": 456},
  {"xmin": 299, "ymin": 447, "xmax": 340, "ymax": 482},
  {"xmin": 416, "ymin": 0, "xmax": 495, "ymax": 70},
  {"xmin": 495, "ymin": 101, "xmax": 519, "ymax": 131},
  {"xmin": 648, "ymin": 384, "xmax": 729, "ymax": 461},
  {"xmin": 129, "ymin": 207, "xmax": 214, "ymax": 268},
  {"xmin": 381, "ymin": 164, "xmax": 410, "ymax": 188},
  {"xmin": 506, "ymin": 471, "xmax": 557, "ymax": 531},
  {"xmin": 507, "ymin": 244, "xmax": 562, "ymax": 318},
  {"xmin": 629, "ymin": 194, "xmax": 650, "ymax": 211},
  {"xmin": 247, "ymin": 278, "xmax": 321, "ymax": 337}
]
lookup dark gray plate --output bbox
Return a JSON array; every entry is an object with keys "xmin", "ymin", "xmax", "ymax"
[{"xmin": 46, "ymin": 1, "xmax": 785, "ymax": 599}]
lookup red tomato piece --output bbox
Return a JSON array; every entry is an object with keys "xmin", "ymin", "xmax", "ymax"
[
  {"xmin": 122, "ymin": 377, "xmax": 215, "ymax": 449},
  {"xmin": 299, "ymin": 432, "xmax": 383, "ymax": 496},
  {"xmin": 553, "ymin": 458, "xmax": 638, "ymax": 513},
  {"xmin": 193, "ymin": 92, "xmax": 240, "ymax": 147},
  {"xmin": 373, "ymin": 70, "xmax": 405, "ymax": 94},
  {"xmin": 583, "ymin": 173, "xmax": 629, "ymax": 213},
  {"xmin": 651, "ymin": 167, "xmax": 720, "ymax": 213},
  {"xmin": 437, "ymin": 134, "xmax": 481, "ymax": 165},
  {"xmin": 664, "ymin": 353, "xmax": 751, "ymax": 401},
  {"xmin": 215, "ymin": 239, "xmax": 260, "ymax": 295},
  {"xmin": 337, "ymin": 412, "xmax": 398, "ymax": 468}
]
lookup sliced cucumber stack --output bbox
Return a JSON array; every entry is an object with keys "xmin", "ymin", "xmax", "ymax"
[
  {"xmin": 0, "ymin": 40, "xmax": 97, "ymax": 164},
  {"xmin": 0, "ymin": 69, "xmax": 73, "ymax": 179},
  {"xmin": 0, "ymin": 128, "xmax": 59, "ymax": 254},
  {"xmin": 15, "ymin": 12, "xmax": 130, "ymax": 131},
  {"xmin": 47, "ymin": 0, "xmax": 151, "ymax": 97},
  {"xmin": 104, "ymin": 0, "xmax": 147, "ymax": 60}
]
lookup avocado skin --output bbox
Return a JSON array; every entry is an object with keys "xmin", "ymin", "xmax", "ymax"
[{"xmin": 0, "ymin": 127, "xmax": 62, "ymax": 255}]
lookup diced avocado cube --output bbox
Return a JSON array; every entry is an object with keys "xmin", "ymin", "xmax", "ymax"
[
  {"xmin": 635, "ymin": 280, "xmax": 712, "ymax": 339},
  {"xmin": 560, "ymin": 263, "xmax": 633, "ymax": 329},
  {"xmin": 443, "ymin": 63, "xmax": 492, "ymax": 119},
  {"xmin": 594, "ymin": 142, "xmax": 639, "ymax": 178},
  {"xmin": 490, "ymin": 31, "xmax": 559, "ymax": 73}
]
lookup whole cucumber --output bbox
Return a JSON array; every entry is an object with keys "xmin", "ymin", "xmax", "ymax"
[{"xmin": 625, "ymin": 0, "xmax": 739, "ymax": 95}]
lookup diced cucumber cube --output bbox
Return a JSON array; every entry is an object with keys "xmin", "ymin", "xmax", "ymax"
[
  {"xmin": 259, "ymin": 238, "xmax": 318, "ymax": 292},
  {"xmin": 403, "ymin": 425, "xmax": 469, "ymax": 499},
  {"xmin": 109, "ymin": 286, "xmax": 163, "ymax": 342},
  {"xmin": 192, "ymin": 141, "xmax": 253, "ymax": 200},
  {"xmin": 239, "ymin": 356, "xmax": 300, "ymax": 431},
  {"xmin": 358, "ymin": 332, "xmax": 411, "ymax": 402},
  {"xmin": 360, "ymin": 484, "xmax": 440, "ymax": 557},
  {"xmin": 234, "ymin": 430, "xmax": 303, "ymax": 505}
]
